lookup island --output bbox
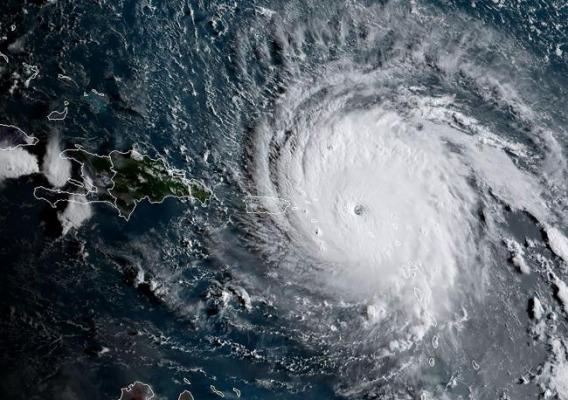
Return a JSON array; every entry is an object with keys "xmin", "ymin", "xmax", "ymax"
[
  {"xmin": 118, "ymin": 381, "xmax": 155, "ymax": 400},
  {"xmin": 0, "ymin": 123, "xmax": 39, "ymax": 150},
  {"xmin": 117, "ymin": 383, "xmax": 197, "ymax": 400},
  {"xmin": 178, "ymin": 390, "xmax": 195, "ymax": 400},
  {"xmin": 0, "ymin": 124, "xmax": 40, "ymax": 182},
  {"xmin": 34, "ymin": 145, "xmax": 211, "ymax": 220}
]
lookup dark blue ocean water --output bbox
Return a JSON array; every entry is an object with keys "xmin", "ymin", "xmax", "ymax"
[{"xmin": 1, "ymin": 1, "xmax": 568, "ymax": 399}]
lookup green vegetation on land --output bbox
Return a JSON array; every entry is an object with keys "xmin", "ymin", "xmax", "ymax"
[{"xmin": 59, "ymin": 147, "xmax": 211, "ymax": 219}]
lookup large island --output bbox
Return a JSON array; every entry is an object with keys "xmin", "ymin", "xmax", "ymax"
[{"xmin": 34, "ymin": 145, "xmax": 211, "ymax": 220}]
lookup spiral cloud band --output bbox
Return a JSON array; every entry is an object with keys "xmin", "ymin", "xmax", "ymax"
[
  {"xmin": 219, "ymin": 2, "xmax": 568, "ymax": 399},
  {"xmin": 231, "ymin": 2, "xmax": 568, "ymax": 397},
  {"xmin": 256, "ymin": 94, "xmax": 480, "ymax": 323},
  {"xmin": 252, "ymin": 69, "xmax": 549, "ymax": 328}
]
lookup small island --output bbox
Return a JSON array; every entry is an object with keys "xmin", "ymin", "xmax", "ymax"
[
  {"xmin": 118, "ymin": 381, "xmax": 155, "ymax": 400},
  {"xmin": 34, "ymin": 145, "xmax": 211, "ymax": 220}
]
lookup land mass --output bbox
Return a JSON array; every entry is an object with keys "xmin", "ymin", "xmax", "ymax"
[
  {"xmin": 34, "ymin": 145, "xmax": 211, "ymax": 220},
  {"xmin": 0, "ymin": 123, "xmax": 39, "ymax": 150}
]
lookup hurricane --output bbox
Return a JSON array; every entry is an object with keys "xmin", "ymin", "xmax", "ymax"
[
  {"xmin": 226, "ymin": 1, "xmax": 568, "ymax": 398},
  {"xmin": 2, "ymin": 0, "xmax": 568, "ymax": 399}
]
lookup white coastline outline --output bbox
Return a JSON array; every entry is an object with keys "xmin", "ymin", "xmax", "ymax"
[
  {"xmin": 33, "ymin": 145, "xmax": 212, "ymax": 221},
  {"xmin": 244, "ymin": 195, "xmax": 291, "ymax": 215},
  {"xmin": 47, "ymin": 101, "xmax": 69, "ymax": 121},
  {"xmin": 0, "ymin": 123, "xmax": 40, "ymax": 151},
  {"xmin": 177, "ymin": 390, "xmax": 195, "ymax": 400},
  {"xmin": 118, "ymin": 381, "xmax": 155, "ymax": 400}
]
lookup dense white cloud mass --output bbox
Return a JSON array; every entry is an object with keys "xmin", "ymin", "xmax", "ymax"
[
  {"xmin": 42, "ymin": 134, "xmax": 71, "ymax": 188},
  {"xmin": 233, "ymin": 2, "xmax": 568, "ymax": 397},
  {"xmin": 58, "ymin": 196, "xmax": 93, "ymax": 235},
  {"xmin": 0, "ymin": 147, "xmax": 39, "ymax": 181}
]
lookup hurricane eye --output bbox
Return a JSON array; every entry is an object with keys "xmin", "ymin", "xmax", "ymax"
[
  {"xmin": 244, "ymin": 7, "xmax": 568, "ymax": 395},
  {"xmin": 353, "ymin": 204, "xmax": 365, "ymax": 216}
]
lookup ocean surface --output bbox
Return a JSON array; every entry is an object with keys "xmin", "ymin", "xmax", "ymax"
[{"xmin": 1, "ymin": 1, "xmax": 568, "ymax": 399}]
